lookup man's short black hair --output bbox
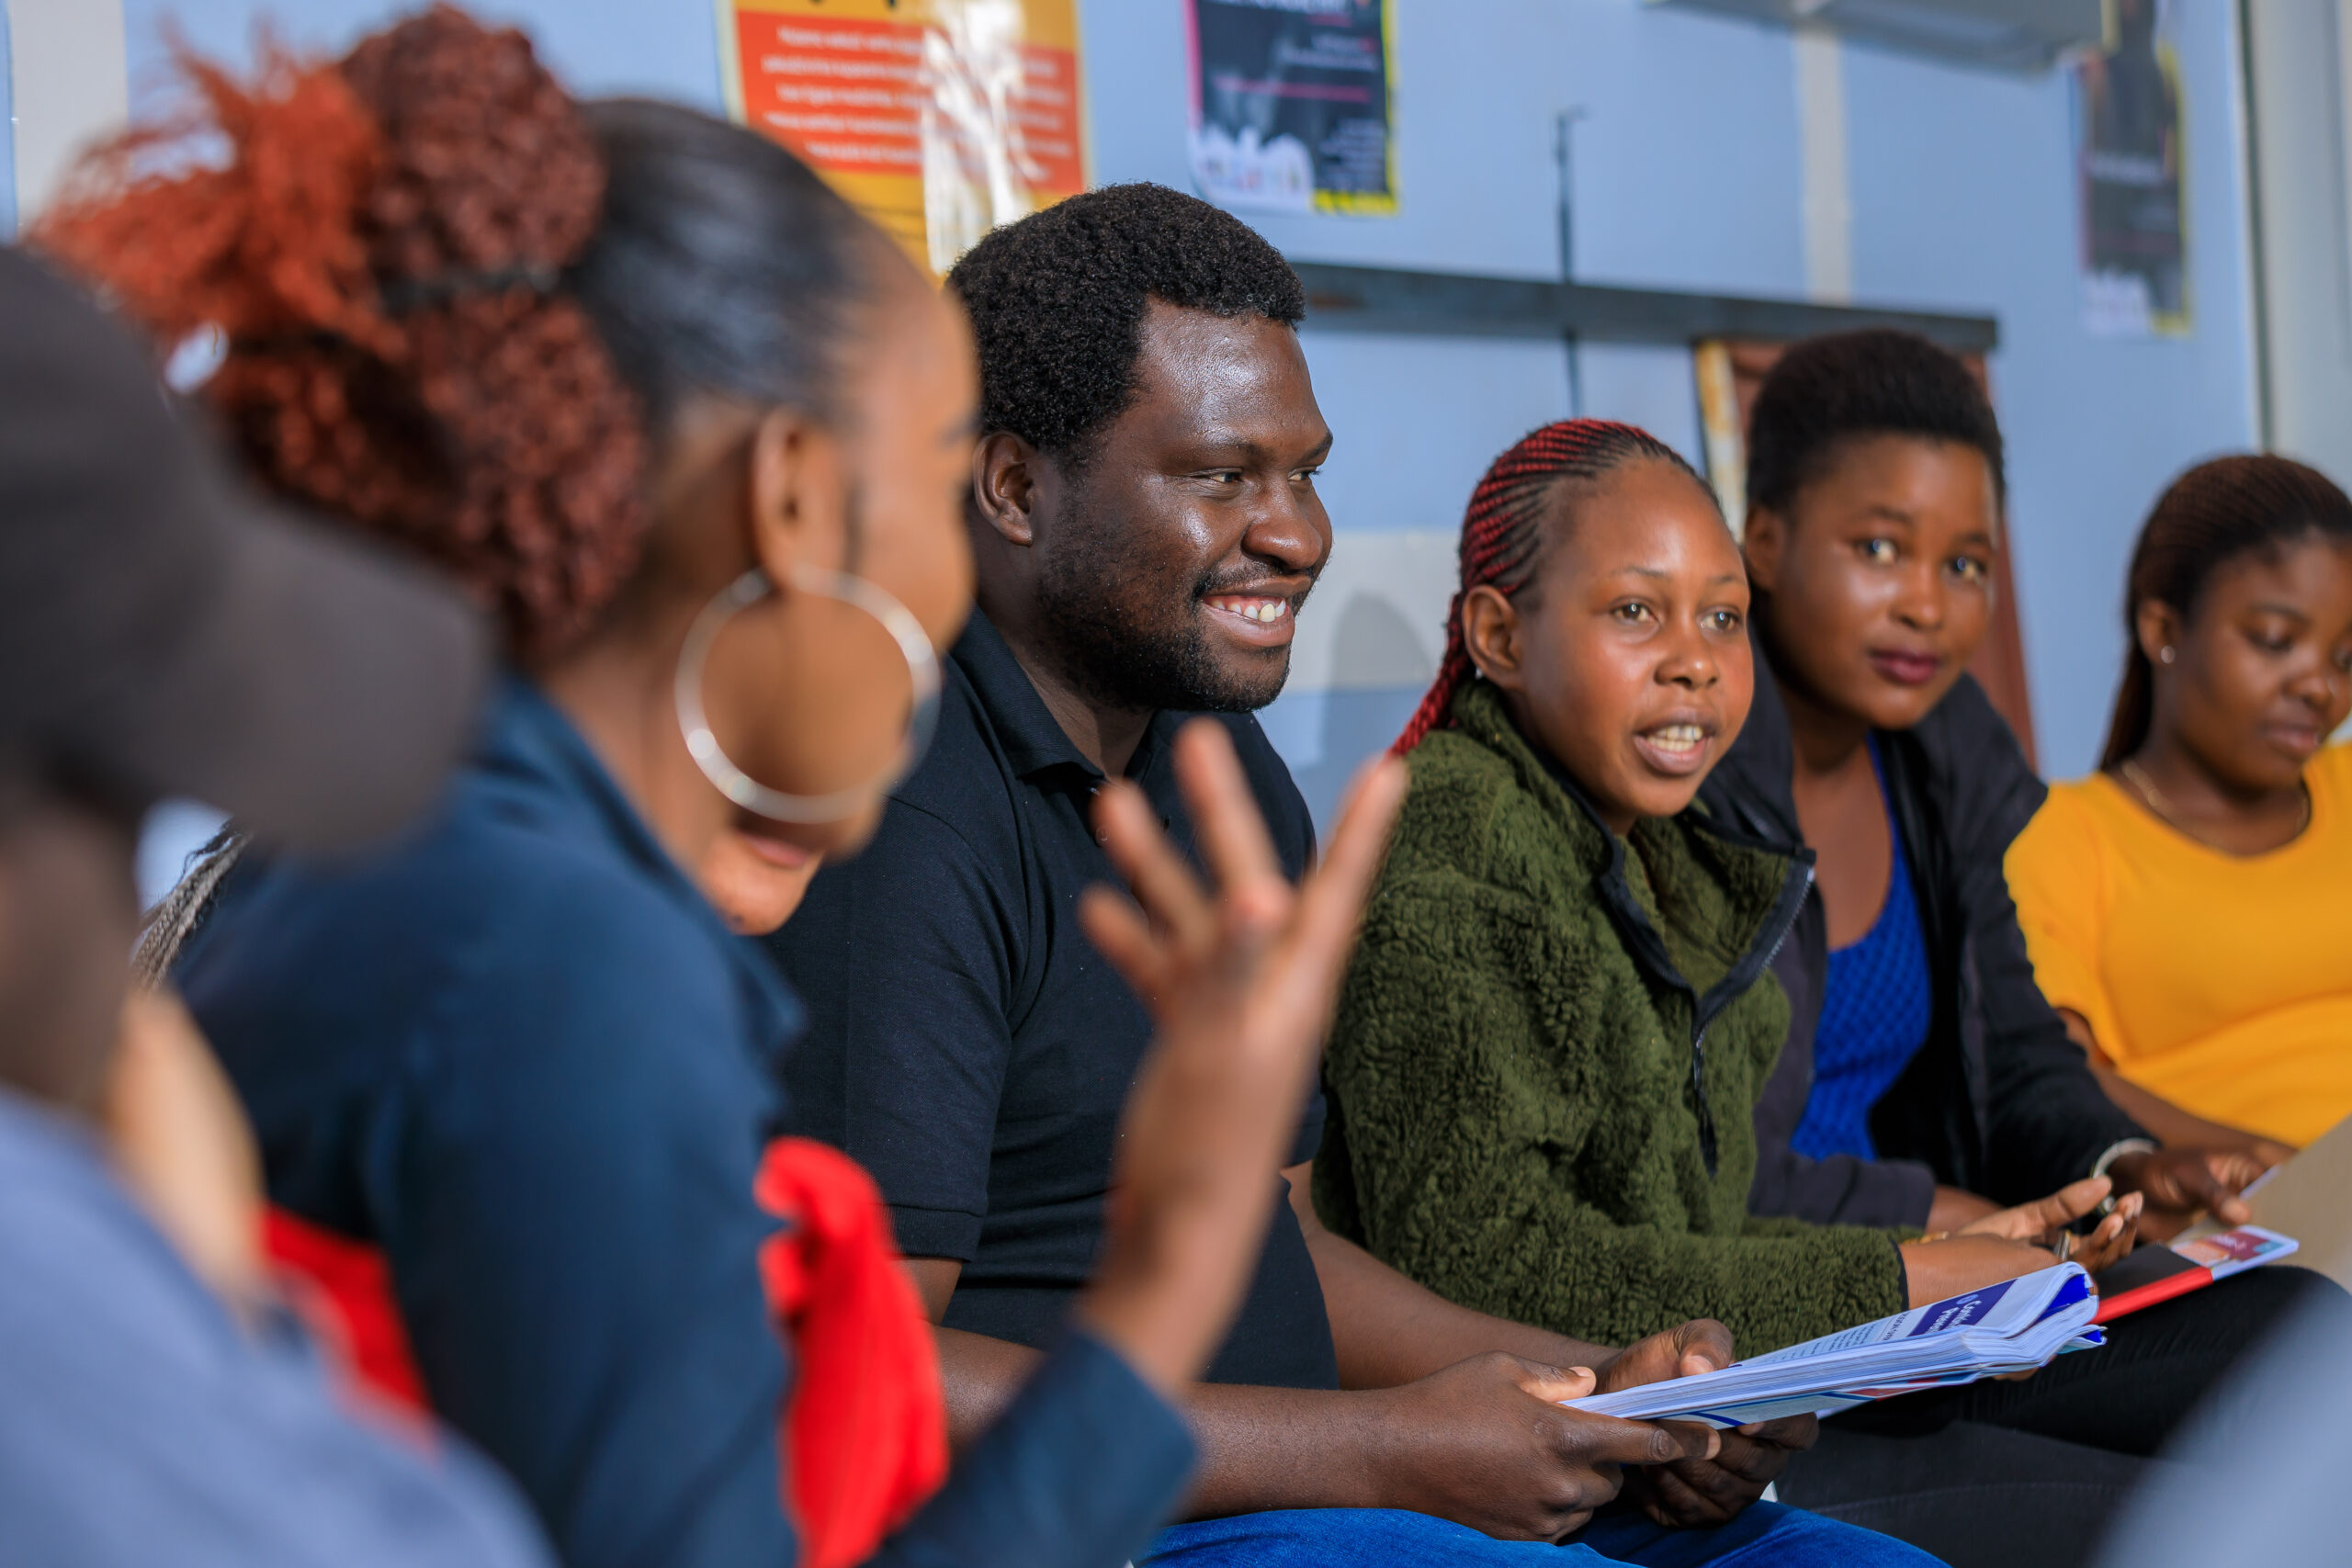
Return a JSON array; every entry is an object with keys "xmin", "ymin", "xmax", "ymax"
[
  {"xmin": 1746, "ymin": 328, "xmax": 2006, "ymax": 515},
  {"xmin": 945, "ymin": 182, "xmax": 1306, "ymax": 465}
]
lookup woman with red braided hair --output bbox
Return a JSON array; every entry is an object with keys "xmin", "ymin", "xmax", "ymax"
[
  {"xmin": 1308, "ymin": 418, "xmax": 2205, "ymax": 1568},
  {"xmin": 37, "ymin": 9, "xmax": 1408, "ymax": 1568},
  {"xmin": 1318, "ymin": 416, "xmax": 2126, "ymax": 1346}
]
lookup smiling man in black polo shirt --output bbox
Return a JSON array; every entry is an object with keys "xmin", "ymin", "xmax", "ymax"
[{"xmin": 766, "ymin": 185, "xmax": 1925, "ymax": 1568}]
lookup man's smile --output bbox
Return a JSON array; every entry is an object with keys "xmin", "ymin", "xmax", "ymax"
[{"xmin": 1203, "ymin": 590, "xmax": 1305, "ymax": 648}]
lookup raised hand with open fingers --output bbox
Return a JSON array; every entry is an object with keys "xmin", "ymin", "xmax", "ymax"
[{"xmin": 1070, "ymin": 720, "xmax": 1408, "ymax": 1395}]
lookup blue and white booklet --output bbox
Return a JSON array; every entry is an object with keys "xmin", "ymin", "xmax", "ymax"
[{"xmin": 1566, "ymin": 1264, "xmax": 2104, "ymax": 1428}]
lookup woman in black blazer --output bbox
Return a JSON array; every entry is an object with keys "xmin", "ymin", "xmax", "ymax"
[{"xmin": 1698, "ymin": 331, "xmax": 2348, "ymax": 1562}]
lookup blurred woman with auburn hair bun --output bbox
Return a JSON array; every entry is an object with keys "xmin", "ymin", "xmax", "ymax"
[
  {"xmin": 43, "ymin": 10, "xmax": 1404, "ymax": 1568},
  {"xmin": 2007, "ymin": 454, "xmax": 2352, "ymax": 1156}
]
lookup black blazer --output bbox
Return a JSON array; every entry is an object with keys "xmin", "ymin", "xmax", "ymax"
[{"xmin": 1701, "ymin": 650, "xmax": 2149, "ymax": 1221}]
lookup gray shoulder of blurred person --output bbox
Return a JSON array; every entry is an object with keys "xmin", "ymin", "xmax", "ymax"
[{"xmin": 2094, "ymin": 1286, "xmax": 2352, "ymax": 1568}]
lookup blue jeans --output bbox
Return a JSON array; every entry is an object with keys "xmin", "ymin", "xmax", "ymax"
[{"xmin": 1145, "ymin": 1501, "xmax": 1944, "ymax": 1567}]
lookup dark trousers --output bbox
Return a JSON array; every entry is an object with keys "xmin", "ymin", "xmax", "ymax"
[{"xmin": 1776, "ymin": 1265, "xmax": 2348, "ymax": 1568}]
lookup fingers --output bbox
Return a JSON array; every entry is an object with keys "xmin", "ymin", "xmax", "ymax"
[
  {"xmin": 2044, "ymin": 1175, "xmax": 2115, "ymax": 1224},
  {"xmin": 1320, "ymin": 751, "xmax": 1412, "ymax": 879},
  {"xmin": 1996, "ymin": 1176, "xmax": 2112, "ymax": 1237},
  {"xmin": 1548, "ymin": 1511, "xmax": 1599, "ymax": 1545},
  {"xmin": 1673, "ymin": 1318, "xmax": 1736, "ymax": 1377},
  {"xmin": 1091, "ymin": 779, "xmax": 1220, "ymax": 958},
  {"xmin": 1635, "ymin": 1464, "xmax": 1741, "ymax": 1528},
  {"xmin": 1170, "ymin": 719, "xmax": 1284, "ymax": 912},
  {"xmin": 2151, "ymin": 1152, "xmax": 2253, "ymax": 1222},
  {"xmin": 2132, "ymin": 1151, "xmax": 2257, "ymax": 1221},
  {"xmin": 2204, "ymin": 1153, "xmax": 2262, "ymax": 1224},
  {"xmin": 2068, "ymin": 1190, "xmax": 2142, "ymax": 1272},
  {"xmin": 1705, "ymin": 1428, "xmax": 1793, "ymax": 1483},
  {"xmin": 1284, "ymin": 755, "xmax": 1407, "ymax": 971},
  {"xmin": 1961, "ymin": 1176, "xmax": 2113, "ymax": 1245},
  {"xmin": 1736, "ymin": 1413, "xmax": 1819, "ymax": 1452},
  {"xmin": 1088, "ymin": 740, "xmax": 1405, "ymax": 1039},
  {"xmin": 1573, "ymin": 1411, "xmax": 1719, "ymax": 1467},
  {"xmin": 1654, "ymin": 1420, "xmax": 1724, "ymax": 1464},
  {"xmin": 1596, "ymin": 1319, "xmax": 1730, "ymax": 1394},
  {"xmin": 1511, "ymin": 1360, "xmax": 1599, "ymax": 1404},
  {"xmin": 1077, "ymin": 884, "xmax": 1171, "ymax": 1002},
  {"xmin": 1521, "ymin": 1354, "xmax": 1719, "ymax": 1465}
]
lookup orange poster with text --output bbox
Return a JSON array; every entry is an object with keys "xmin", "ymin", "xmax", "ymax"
[{"xmin": 720, "ymin": 0, "xmax": 1090, "ymax": 275}]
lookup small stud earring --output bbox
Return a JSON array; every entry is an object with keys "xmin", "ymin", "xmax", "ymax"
[{"xmin": 2159, "ymin": 647, "xmax": 2176, "ymax": 664}]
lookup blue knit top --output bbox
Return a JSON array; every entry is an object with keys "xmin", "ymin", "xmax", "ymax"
[{"xmin": 1790, "ymin": 742, "xmax": 1934, "ymax": 1162}]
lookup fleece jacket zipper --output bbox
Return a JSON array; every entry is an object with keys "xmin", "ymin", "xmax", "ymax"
[{"xmin": 1532, "ymin": 750, "xmax": 1817, "ymax": 1178}]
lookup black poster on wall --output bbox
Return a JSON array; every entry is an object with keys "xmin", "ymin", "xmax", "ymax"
[
  {"xmin": 2073, "ymin": 0, "xmax": 2188, "ymax": 335},
  {"xmin": 1185, "ymin": 0, "xmax": 1396, "ymax": 216}
]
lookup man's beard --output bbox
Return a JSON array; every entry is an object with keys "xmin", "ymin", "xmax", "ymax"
[{"xmin": 1033, "ymin": 524, "xmax": 1304, "ymax": 716}]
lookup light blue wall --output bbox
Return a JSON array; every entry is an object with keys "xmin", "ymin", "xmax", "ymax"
[
  {"xmin": 1080, "ymin": 1, "xmax": 2259, "ymax": 797},
  {"xmin": 104, "ymin": 0, "xmax": 2260, "ymax": 814},
  {"xmin": 1, "ymin": 5, "xmax": 16, "ymax": 236},
  {"xmin": 123, "ymin": 0, "xmax": 725, "ymax": 107}
]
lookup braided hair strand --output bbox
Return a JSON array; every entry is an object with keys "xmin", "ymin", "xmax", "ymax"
[{"xmin": 1394, "ymin": 419, "xmax": 1708, "ymax": 755}]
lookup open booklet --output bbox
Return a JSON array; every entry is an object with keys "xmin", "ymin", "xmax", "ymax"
[
  {"xmin": 2093, "ymin": 1224, "xmax": 2299, "ymax": 1324},
  {"xmin": 1566, "ymin": 1264, "xmax": 2104, "ymax": 1429}
]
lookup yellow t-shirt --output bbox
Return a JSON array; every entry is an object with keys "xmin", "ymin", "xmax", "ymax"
[{"xmin": 2004, "ymin": 744, "xmax": 2352, "ymax": 1147}]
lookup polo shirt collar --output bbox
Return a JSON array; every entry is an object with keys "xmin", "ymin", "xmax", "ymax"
[{"xmin": 950, "ymin": 610, "xmax": 1187, "ymax": 785}]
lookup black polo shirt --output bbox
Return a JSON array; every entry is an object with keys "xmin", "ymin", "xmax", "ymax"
[{"xmin": 765, "ymin": 610, "xmax": 1339, "ymax": 1390}]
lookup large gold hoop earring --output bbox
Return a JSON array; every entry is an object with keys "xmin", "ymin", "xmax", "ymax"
[{"xmin": 673, "ymin": 565, "xmax": 942, "ymax": 824}]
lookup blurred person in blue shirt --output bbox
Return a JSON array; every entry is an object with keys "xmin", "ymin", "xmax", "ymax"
[{"xmin": 0, "ymin": 242, "xmax": 552, "ymax": 1567}]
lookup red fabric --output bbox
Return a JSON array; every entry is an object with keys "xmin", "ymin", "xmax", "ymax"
[
  {"xmin": 263, "ymin": 1206, "xmax": 430, "ymax": 1414},
  {"xmin": 262, "ymin": 1141, "xmax": 947, "ymax": 1568},
  {"xmin": 755, "ymin": 1137, "xmax": 949, "ymax": 1568}
]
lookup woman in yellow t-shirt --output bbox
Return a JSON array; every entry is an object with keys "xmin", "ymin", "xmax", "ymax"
[{"xmin": 2008, "ymin": 454, "xmax": 2352, "ymax": 1154}]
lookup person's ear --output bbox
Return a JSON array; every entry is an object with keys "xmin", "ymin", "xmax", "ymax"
[
  {"xmin": 971, "ymin": 431, "xmax": 1042, "ymax": 548},
  {"xmin": 744, "ymin": 406, "xmax": 851, "ymax": 585},
  {"xmin": 2135, "ymin": 599, "xmax": 2184, "ymax": 669},
  {"xmin": 1461, "ymin": 585, "xmax": 1529, "ymax": 694},
  {"xmin": 1742, "ymin": 505, "xmax": 1787, "ymax": 596}
]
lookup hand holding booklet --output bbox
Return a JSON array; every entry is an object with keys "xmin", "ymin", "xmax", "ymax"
[{"xmin": 1566, "ymin": 1265, "xmax": 2104, "ymax": 1429}]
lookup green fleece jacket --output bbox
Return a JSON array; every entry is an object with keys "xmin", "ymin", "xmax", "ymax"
[{"xmin": 1316, "ymin": 682, "xmax": 1908, "ymax": 1354}]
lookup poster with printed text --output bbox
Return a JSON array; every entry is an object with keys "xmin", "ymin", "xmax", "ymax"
[
  {"xmin": 720, "ymin": 0, "xmax": 1090, "ymax": 276},
  {"xmin": 2072, "ymin": 0, "xmax": 2189, "ymax": 336},
  {"xmin": 1186, "ymin": 0, "xmax": 1396, "ymax": 217}
]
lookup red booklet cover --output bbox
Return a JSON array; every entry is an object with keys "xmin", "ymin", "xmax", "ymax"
[{"xmin": 2092, "ymin": 1226, "xmax": 2300, "ymax": 1325}]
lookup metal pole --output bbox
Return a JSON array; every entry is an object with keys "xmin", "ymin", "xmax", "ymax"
[{"xmin": 1555, "ymin": 107, "xmax": 1589, "ymax": 417}]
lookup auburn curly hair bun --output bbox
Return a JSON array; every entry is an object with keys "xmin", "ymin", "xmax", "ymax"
[{"xmin": 40, "ymin": 5, "xmax": 648, "ymax": 659}]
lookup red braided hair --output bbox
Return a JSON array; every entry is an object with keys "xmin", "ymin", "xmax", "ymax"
[{"xmin": 1393, "ymin": 418, "xmax": 1707, "ymax": 754}]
